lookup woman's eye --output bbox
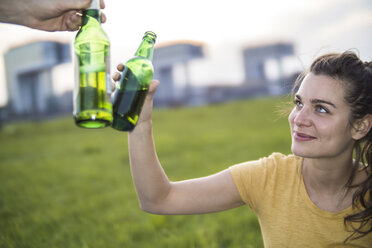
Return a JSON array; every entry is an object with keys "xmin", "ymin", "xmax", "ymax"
[
  {"xmin": 315, "ymin": 105, "xmax": 328, "ymax": 113},
  {"xmin": 294, "ymin": 99, "xmax": 303, "ymax": 108}
]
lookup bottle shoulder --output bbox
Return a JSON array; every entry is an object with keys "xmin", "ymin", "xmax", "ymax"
[
  {"xmin": 126, "ymin": 57, "xmax": 152, "ymax": 66},
  {"xmin": 74, "ymin": 31, "xmax": 109, "ymax": 48},
  {"xmin": 74, "ymin": 19, "xmax": 109, "ymax": 45},
  {"xmin": 126, "ymin": 57, "xmax": 153, "ymax": 72},
  {"xmin": 123, "ymin": 57, "xmax": 154, "ymax": 84}
]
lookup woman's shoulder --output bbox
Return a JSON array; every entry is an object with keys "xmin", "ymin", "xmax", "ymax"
[
  {"xmin": 231, "ymin": 153, "xmax": 302, "ymax": 176},
  {"xmin": 258, "ymin": 153, "xmax": 303, "ymax": 178},
  {"xmin": 231, "ymin": 153, "xmax": 301, "ymax": 168},
  {"xmin": 264, "ymin": 152, "xmax": 302, "ymax": 166}
]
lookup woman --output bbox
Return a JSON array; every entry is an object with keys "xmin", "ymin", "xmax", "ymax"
[{"xmin": 113, "ymin": 51, "xmax": 372, "ymax": 247}]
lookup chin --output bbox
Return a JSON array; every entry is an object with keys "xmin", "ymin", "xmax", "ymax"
[{"xmin": 291, "ymin": 145, "xmax": 316, "ymax": 158}]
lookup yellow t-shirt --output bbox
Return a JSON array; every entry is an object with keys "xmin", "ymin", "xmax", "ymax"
[{"xmin": 230, "ymin": 153, "xmax": 372, "ymax": 248}]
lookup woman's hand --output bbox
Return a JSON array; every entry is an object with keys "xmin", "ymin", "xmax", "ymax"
[{"xmin": 112, "ymin": 63, "xmax": 160, "ymax": 129}]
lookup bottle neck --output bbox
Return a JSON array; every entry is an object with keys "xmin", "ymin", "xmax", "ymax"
[
  {"xmin": 83, "ymin": 0, "xmax": 101, "ymax": 25},
  {"xmin": 134, "ymin": 37, "xmax": 155, "ymax": 60},
  {"xmin": 82, "ymin": 8, "xmax": 101, "ymax": 26}
]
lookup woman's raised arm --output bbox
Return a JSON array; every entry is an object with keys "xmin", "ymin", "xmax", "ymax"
[{"xmin": 115, "ymin": 72, "xmax": 244, "ymax": 214}]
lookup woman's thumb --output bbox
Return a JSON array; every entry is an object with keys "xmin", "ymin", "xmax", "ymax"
[{"xmin": 148, "ymin": 80, "xmax": 160, "ymax": 95}]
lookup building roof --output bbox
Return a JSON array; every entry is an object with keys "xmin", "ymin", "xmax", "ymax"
[
  {"xmin": 155, "ymin": 39, "xmax": 205, "ymax": 49},
  {"xmin": 243, "ymin": 40, "xmax": 293, "ymax": 50}
]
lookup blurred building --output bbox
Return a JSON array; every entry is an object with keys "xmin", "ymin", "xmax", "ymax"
[
  {"xmin": 153, "ymin": 40, "xmax": 204, "ymax": 106},
  {"xmin": 243, "ymin": 42, "xmax": 295, "ymax": 95},
  {"xmin": 3, "ymin": 41, "xmax": 71, "ymax": 119},
  {"xmin": 1, "ymin": 39, "xmax": 298, "ymax": 123},
  {"xmin": 152, "ymin": 41, "xmax": 297, "ymax": 106}
]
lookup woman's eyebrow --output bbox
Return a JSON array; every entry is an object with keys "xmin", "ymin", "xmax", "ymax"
[
  {"xmin": 311, "ymin": 99, "xmax": 336, "ymax": 108},
  {"xmin": 295, "ymin": 94, "xmax": 336, "ymax": 108}
]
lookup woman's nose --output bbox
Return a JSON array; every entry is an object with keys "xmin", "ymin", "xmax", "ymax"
[{"xmin": 294, "ymin": 108, "xmax": 312, "ymax": 127}]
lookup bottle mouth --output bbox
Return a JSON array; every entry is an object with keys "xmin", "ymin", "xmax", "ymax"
[{"xmin": 144, "ymin": 31, "xmax": 157, "ymax": 40}]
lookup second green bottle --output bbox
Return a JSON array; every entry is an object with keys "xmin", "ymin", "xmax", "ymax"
[{"xmin": 111, "ymin": 31, "xmax": 157, "ymax": 131}]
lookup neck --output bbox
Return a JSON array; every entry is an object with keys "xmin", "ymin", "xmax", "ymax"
[{"xmin": 302, "ymin": 152, "xmax": 354, "ymax": 195}]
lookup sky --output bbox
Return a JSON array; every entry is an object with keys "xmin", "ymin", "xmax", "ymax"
[{"xmin": 0, "ymin": 0, "xmax": 371, "ymax": 106}]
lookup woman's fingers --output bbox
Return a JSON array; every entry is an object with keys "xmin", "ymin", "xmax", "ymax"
[
  {"xmin": 101, "ymin": 12, "xmax": 106, "ymax": 23},
  {"xmin": 112, "ymin": 72, "xmax": 121, "ymax": 82},
  {"xmin": 111, "ymin": 64, "xmax": 159, "ymax": 97},
  {"xmin": 111, "ymin": 82, "xmax": 116, "ymax": 92},
  {"xmin": 116, "ymin": 63, "xmax": 125, "ymax": 72},
  {"xmin": 112, "ymin": 64, "xmax": 124, "ymax": 82}
]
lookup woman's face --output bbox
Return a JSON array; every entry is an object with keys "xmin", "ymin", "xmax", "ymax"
[{"xmin": 288, "ymin": 73, "xmax": 355, "ymax": 159}]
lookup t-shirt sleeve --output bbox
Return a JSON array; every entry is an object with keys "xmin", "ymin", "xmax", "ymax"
[{"xmin": 229, "ymin": 153, "xmax": 286, "ymax": 213}]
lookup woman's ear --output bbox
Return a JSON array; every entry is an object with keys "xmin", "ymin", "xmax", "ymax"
[{"xmin": 352, "ymin": 114, "xmax": 372, "ymax": 140}]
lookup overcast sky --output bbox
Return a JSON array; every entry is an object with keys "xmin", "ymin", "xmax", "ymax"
[{"xmin": 0, "ymin": 0, "xmax": 371, "ymax": 106}]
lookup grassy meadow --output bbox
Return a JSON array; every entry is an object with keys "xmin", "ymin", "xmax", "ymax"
[{"xmin": 0, "ymin": 97, "xmax": 292, "ymax": 248}]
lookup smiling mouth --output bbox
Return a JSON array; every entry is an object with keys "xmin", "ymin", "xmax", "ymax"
[{"xmin": 293, "ymin": 131, "xmax": 316, "ymax": 141}]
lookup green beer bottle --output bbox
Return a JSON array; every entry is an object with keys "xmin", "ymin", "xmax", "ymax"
[
  {"xmin": 111, "ymin": 31, "xmax": 157, "ymax": 131},
  {"xmin": 73, "ymin": 0, "xmax": 112, "ymax": 128}
]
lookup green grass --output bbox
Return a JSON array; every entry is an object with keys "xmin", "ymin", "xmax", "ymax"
[{"xmin": 0, "ymin": 97, "xmax": 292, "ymax": 248}]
